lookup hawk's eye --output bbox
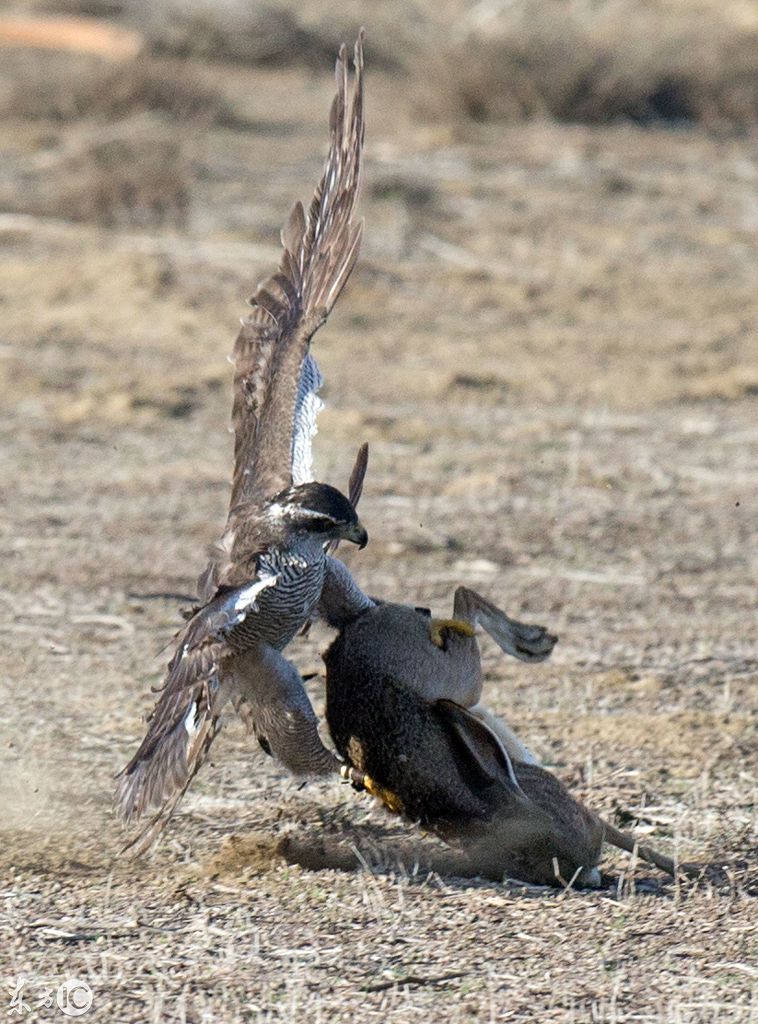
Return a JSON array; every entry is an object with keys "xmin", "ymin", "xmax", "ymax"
[{"xmin": 306, "ymin": 515, "xmax": 337, "ymax": 532}]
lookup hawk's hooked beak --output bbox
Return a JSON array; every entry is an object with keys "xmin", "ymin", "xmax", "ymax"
[{"xmin": 342, "ymin": 519, "xmax": 368, "ymax": 549}]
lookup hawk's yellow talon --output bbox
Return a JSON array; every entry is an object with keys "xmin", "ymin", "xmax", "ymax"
[
  {"xmin": 429, "ymin": 617, "xmax": 476, "ymax": 648},
  {"xmin": 347, "ymin": 769, "xmax": 404, "ymax": 814},
  {"xmin": 369, "ymin": 779, "xmax": 404, "ymax": 815}
]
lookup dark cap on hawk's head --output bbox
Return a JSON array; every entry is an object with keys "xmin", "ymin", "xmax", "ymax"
[{"xmin": 267, "ymin": 482, "xmax": 368, "ymax": 549}]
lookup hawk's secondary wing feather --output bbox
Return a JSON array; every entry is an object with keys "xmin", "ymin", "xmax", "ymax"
[
  {"xmin": 116, "ymin": 676, "xmax": 222, "ymax": 835},
  {"xmin": 229, "ymin": 34, "xmax": 365, "ymax": 507},
  {"xmin": 115, "ymin": 575, "xmax": 278, "ymax": 825},
  {"xmin": 291, "ymin": 353, "xmax": 324, "ymax": 486}
]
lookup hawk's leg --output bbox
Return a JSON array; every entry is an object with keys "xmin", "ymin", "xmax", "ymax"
[
  {"xmin": 230, "ymin": 646, "xmax": 338, "ymax": 776},
  {"xmin": 339, "ymin": 764, "xmax": 404, "ymax": 814},
  {"xmin": 317, "ymin": 555, "xmax": 375, "ymax": 629}
]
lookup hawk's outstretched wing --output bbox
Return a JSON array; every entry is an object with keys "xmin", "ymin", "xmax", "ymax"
[
  {"xmin": 116, "ymin": 35, "xmax": 370, "ymax": 853},
  {"xmin": 229, "ymin": 34, "xmax": 365, "ymax": 509}
]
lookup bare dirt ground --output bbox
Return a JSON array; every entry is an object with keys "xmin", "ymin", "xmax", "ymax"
[{"xmin": 0, "ymin": 13, "xmax": 756, "ymax": 1023}]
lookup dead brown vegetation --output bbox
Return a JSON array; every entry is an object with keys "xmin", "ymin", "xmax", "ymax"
[
  {"xmin": 419, "ymin": 0, "xmax": 758, "ymax": 128},
  {"xmin": 4, "ymin": 115, "xmax": 191, "ymax": 227},
  {"xmin": 126, "ymin": 0, "xmax": 413, "ymax": 71},
  {"xmin": 0, "ymin": 47, "xmax": 223, "ymax": 225},
  {"xmin": 0, "ymin": 49, "xmax": 223, "ymax": 122},
  {"xmin": 17, "ymin": 0, "xmax": 758, "ymax": 127}
]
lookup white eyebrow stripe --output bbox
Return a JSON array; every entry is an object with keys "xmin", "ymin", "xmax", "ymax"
[
  {"xmin": 291, "ymin": 508, "xmax": 337, "ymax": 519},
  {"xmin": 266, "ymin": 503, "xmax": 337, "ymax": 522}
]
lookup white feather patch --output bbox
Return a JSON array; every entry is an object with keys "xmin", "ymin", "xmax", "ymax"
[
  {"xmin": 291, "ymin": 354, "xmax": 324, "ymax": 485},
  {"xmin": 183, "ymin": 700, "xmax": 200, "ymax": 738},
  {"xmin": 231, "ymin": 574, "xmax": 279, "ymax": 622}
]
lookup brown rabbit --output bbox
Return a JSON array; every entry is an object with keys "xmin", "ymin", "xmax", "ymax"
[{"xmin": 324, "ymin": 594, "xmax": 685, "ymax": 887}]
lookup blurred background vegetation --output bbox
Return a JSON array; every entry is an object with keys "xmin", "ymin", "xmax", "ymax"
[
  {"xmin": 2, "ymin": 0, "xmax": 758, "ymax": 229},
  {"xmin": 1, "ymin": 0, "xmax": 757, "ymax": 422}
]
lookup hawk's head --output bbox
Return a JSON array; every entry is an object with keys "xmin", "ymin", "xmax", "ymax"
[{"xmin": 266, "ymin": 482, "xmax": 368, "ymax": 549}]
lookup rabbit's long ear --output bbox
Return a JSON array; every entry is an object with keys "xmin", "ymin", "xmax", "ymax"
[
  {"xmin": 435, "ymin": 700, "xmax": 524, "ymax": 794},
  {"xmin": 452, "ymin": 587, "xmax": 557, "ymax": 662}
]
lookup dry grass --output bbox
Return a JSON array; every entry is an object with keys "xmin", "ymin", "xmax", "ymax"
[
  {"xmin": 0, "ymin": 48, "xmax": 225, "ymax": 226},
  {"xmin": 17, "ymin": 0, "xmax": 758, "ymax": 127},
  {"xmin": 125, "ymin": 0, "xmax": 417, "ymax": 71},
  {"xmin": 0, "ymin": 114, "xmax": 191, "ymax": 227},
  {"xmin": 417, "ymin": 0, "xmax": 758, "ymax": 128},
  {"xmin": 0, "ymin": 49, "xmax": 224, "ymax": 122}
]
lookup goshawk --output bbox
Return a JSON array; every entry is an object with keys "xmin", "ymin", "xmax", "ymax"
[{"xmin": 116, "ymin": 36, "xmax": 374, "ymax": 851}]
